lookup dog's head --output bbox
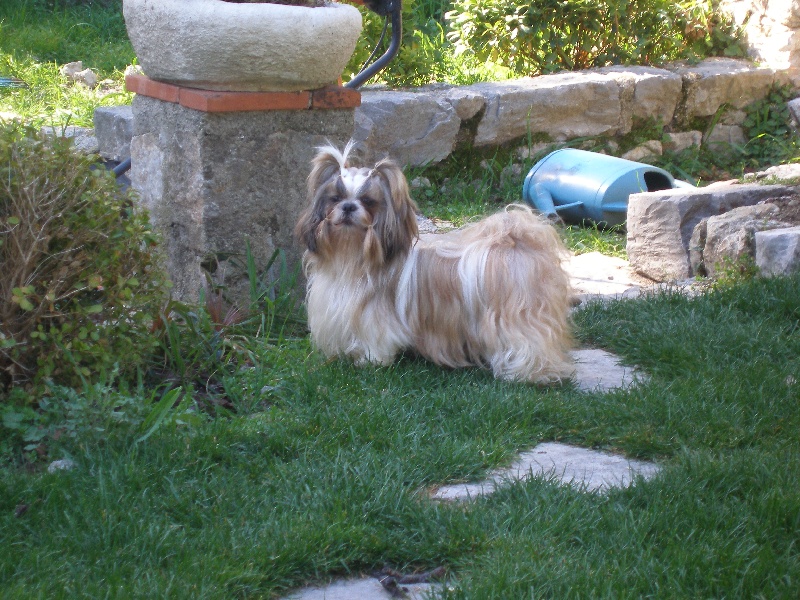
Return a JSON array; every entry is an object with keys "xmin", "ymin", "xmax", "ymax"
[{"xmin": 295, "ymin": 142, "xmax": 419, "ymax": 268}]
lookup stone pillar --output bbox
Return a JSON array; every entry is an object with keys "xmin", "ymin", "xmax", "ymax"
[{"xmin": 126, "ymin": 74, "xmax": 359, "ymax": 303}]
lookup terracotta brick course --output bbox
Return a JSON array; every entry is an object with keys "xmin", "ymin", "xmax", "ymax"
[
  {"xmin": 311, "ymin": 85, "xmax": 362, "ymax": 109},
  {"xmin": 125, "ymin": 74, "xmax": 180, "ymax": 103},
  {"xmin": 125, "ymin": 74, "xmax": 360, "ymax": 113}
]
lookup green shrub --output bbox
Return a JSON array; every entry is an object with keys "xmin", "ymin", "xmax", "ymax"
[
  {"xmin": 446, "ymin": 0, "xmax": 745, "ymax": 76},
  {"xmin": 0, "ymin": 122, "xmax": 168, "ymax": 397}
]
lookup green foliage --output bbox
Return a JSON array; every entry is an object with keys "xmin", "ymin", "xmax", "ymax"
[
  {"xmin": 1, "ymin": 370, "xmax": 200, "ymax": 464},
  {"xmin": 739, "ymin": 84, "xmax": 799, "ymax": 166},
  {"xmin": 148, "ymin": 247, "xmax": 305, "ymax": 413},
  {"xmin": 0, "ymin": 122, "xmax": 168, "ymax": 396},
  {"xmin": 446, "ymin": 0, "xmax": 745, "ymax": 76},
  {"xmin": 650, "ymin": 85, "xmax": 800, "ymax": 185},
  {"xmin": 345, "ymin": 2, "xmax": 500, "ymax": 87}
]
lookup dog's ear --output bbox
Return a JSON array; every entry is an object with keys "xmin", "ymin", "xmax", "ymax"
[
  {"xmin": 307, "ymin": 145, "xmax": 345, "ymax": 198},
  {"xmin": 297, "ymin": 145, "xmax": 347, "ymax": 254},
  {"xmin": 294, "ymin": 205, "xmax": 323, "ymax": 254},
  {"xmin": 372, "ymin": 158, "xmax": 419, "ymax": 261}
]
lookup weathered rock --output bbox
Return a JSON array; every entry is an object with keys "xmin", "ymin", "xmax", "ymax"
[
  {"xmin": 790, "ymin": 97, "xmax": 800, "ymax": 124},
  {"xmin": 354, "ymin": 90, "xmax": 461, "ymax": 166},
  {"xmin": 59, "ymin": 61, "xmax": 97, "ymax": 88},
  {"xmin": 621, "ymin": 140, "xmax": 663, "ymax": 162},
  {"xmin": 430, "ymin": 441, "xmax": 660, "ymax": 500},
  {"xmin": 470, "ymin": 71, "xmax": 621, "ymax": 146},
  {"xmin": 720, "ymin": 0, "xmax": 800, "ymax": 70},
  {"xmin": 664, "ymin": 130, "xmax": 702, "ymax": 153},
  {"xmin": 47, "ymin": 459, "xmax": 76, "ymax": 473},
  {"xmin": 597, "ymin": 65, "xmax": 683, "ymax": 132},
  {"xmin": 284, "ymin": 577, "xmax": 438, "ymax": 600},
  {"xmin": 130, "ymin": 95, "xmax": 354, "ymax": 302},
  {"xmin": 754, "ymin": 162, "xmax": 800, "ymax": 181},
  {"xmin": 571, "ymin": 348, "xmax": 648, "ymax": 392},
  {"xmin": 756, "ymin": 226, "xmax": 800, "ymax": 275},
  {"xmin": 59, "ymin": 61, "xmax": 83, "ymax": 80},
  {"xmin": 565, "ymin": 251, "xmax": 645, "ymax": 303},
  {"xmin": 94, "ymin": 105, "xmax": 134, "ymax": 162},
  {"xmin": 74, "ymin": 68, "xmax": 98, "ymax": 89},
  {"xmin": 627, "ymin": 182, "xmax": 792, "ymax": 281},
  {"xmin": 123, "ymin": 0, "xmax": 362, "ymax": 92},
  {"xmin": 704, "ymin": 124, "xmax": 747, "ymax": 148},
  {"xmin": 690, "ymin": 203, "xmax": 791, "ymax": 276},
  {"xmin": 40, "ymin": 125, "xmax": 99, "ymax": 155},
  {"xmin": 671, "ymin": 58, "xmax": 779, "ymax": 128}
]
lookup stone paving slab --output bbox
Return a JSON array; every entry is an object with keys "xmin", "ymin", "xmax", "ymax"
[
  {"xmin": 283, "ymin": 577, "xmax": 439, "ymax": 600},
  {"xmin": 571, "ymin": 348, "xmax": 646, "ymax": 392},
  {"xmin": 564, "ymin": 251, "xmax": 645, "ymax": 302},
  {"xmin": 430, "ymin": 442, "xmax": 660, "ymax": 501}
]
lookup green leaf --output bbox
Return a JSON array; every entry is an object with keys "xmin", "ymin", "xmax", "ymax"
[{"xmin": 134, "ymin": 387, "xmax": 186, "ymax": 445}]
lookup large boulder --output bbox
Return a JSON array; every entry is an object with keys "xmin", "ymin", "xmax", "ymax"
[{"xmin": 354, "ymin": 89, "xmax": 464, "ymax": 166}]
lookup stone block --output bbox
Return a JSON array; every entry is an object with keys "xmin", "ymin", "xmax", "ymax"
[
  {"xmin": 704, "ymin": 124, "xmax": 747, "ymax": 148},
  {"xmin": 691, "ymin": 203, "xmax": 790, "ymax": 276},
  {"xmin": 627, "ymin": 182, "xmax": 792, "ymax": 281},
  {"xmin": 756, "ymin": 226, "xmax": 800, "ymax": 275},
  {"xmin": 354, "ymin": 90, "xmax": 461, "ymax": 166},
  {"xmin": 671, "ymin": 58, "xmax": 778, "ymax": 127},
  {"xmin": 41, "ymin": 125, "xmax": 98, "ymax": 155},
  {"xmin": 664, "ymin": 130, "xmax": 702, "ymax": 153},
  {"xmin": 597, "ymin": 65, "xmax": 683, "ymax": 132},
  {"xmin": 94, "ymin": 105, "xmax": 133, "ymax": 162},
  {"xmin": 621, "ymin": 140, "xmax": 663, "ymax": 162},
  {"xmin": 130, "ymin": 95, "xmax": 355, "ymax": 302},
  {"xmin": 469, "ymin": 71, "xmax": 621, "ymax": 146}
]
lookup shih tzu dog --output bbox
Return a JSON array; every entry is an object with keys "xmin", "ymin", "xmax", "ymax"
[{"xmin": 295, "ymin": 142, "xmax": 574, "ymax": 384}]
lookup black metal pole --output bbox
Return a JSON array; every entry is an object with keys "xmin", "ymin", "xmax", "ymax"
[{"xmin": 345, "ymin": 0, "xmax": 402, "ymax": 90}]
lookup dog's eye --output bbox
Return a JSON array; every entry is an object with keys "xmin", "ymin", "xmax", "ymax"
[
  {"xmin": 328, "ymin": 196, "xmax": 340, "ymax": 204},
  {"xmin": 360, "ymin": 196, "xmax": 377, "ymax": 208}
]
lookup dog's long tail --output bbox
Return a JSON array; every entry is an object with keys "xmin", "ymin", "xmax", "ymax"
[{"xmin": 457, "ymin": 204, "xmax": 574, "ymax": 383}]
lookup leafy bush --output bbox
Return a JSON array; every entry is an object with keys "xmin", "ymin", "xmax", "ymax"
[
  {"xmin": 446, "ymin": 0, "xmax": 745, "ymax": 76},
  {"xmin": 0, "ymin": 122, "xmax": 168, "ymax": 397},
  {"xmin": 148, "ymin": 247, "xmax": 306, "ymax": 414}
]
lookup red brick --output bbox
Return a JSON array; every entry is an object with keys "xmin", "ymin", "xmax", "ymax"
[
  {"xmin": 311, "ymin": 86, "xmax": 361, "ymax": 110},
  {"xmin": 178, "ymin": 88, "xmax": 311, "ymax": 112},
  {"xmin": 125, "ymin": 74, "xmax": 180, "ymax": 103}
]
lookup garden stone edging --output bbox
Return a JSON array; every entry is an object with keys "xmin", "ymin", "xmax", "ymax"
[
  {"xmin": 96, "ymin": 58, "xmax": 789, "ymax": 167},
  {"xmin": 91, "ymin": 58, "xmax": 800, "ymax": 283},
  {"xmin": 352, "ymin": 58, "xmax": 786, "ymax": 166}
]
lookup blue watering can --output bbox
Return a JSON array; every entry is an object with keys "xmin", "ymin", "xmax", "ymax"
[{"xmin": 523, "ymin": 148, "xmax": 694, "ymax": 227}]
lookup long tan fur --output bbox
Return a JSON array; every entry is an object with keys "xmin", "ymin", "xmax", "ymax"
[{"xmin": 295, "ymin": 144, "xmax": 574, "ymax": 384}]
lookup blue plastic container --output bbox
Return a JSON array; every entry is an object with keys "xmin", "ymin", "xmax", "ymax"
[{"xmin": 523, "ymin": 148, "xmax": 693, "ymax": 227}]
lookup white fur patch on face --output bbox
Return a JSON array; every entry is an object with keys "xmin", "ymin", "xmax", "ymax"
[{"xmin": 340, "ymin": 167, "xmax": 372, "ymax": 198}]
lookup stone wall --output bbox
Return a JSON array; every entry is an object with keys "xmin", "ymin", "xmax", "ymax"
[
  {"xmin": 352, "ymin": 58, "xmax": 790, "ymax": 167},
  {"xmin": 98, "ymin": 59, "xmax": 792, "ymax": 171},
  {"xmin": 90, "ymin": 58, "xmax": 799, "ymax": 294}
]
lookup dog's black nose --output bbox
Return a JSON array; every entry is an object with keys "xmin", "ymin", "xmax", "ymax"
[{"xmin": 341, "ymin": 201, "xmax": 357, "ymax": 214}]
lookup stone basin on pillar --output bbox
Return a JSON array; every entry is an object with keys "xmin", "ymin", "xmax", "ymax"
[{"xmin": 122, "ymin": 0, "xmax": 363, "ymax": 92}]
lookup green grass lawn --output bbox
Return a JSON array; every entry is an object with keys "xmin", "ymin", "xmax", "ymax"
[
  {"xmin": 3, "ymin": 2, "xmax": 800, "ymax": 597},
  {"xmin": 2, "ymin": 274, "xmax": 799, "ymax": 598}
]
